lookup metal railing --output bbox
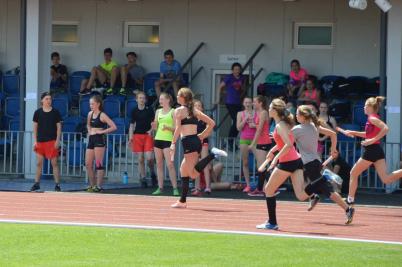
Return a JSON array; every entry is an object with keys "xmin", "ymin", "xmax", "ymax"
[{"xmin": 0, "ymin": 130, "xmax": 400, "ymax": 191}]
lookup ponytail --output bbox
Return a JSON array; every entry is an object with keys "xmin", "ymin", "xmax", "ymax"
[{"xmin": 366, "ymin": 96, "xmax": 386, "ymax": 113}]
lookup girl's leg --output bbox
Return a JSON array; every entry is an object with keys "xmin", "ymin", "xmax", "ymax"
[
  {"xmin": 255, "ymin": 148, "xmax": 268, "ymax": 191},
  {"xmin": 374, "ymin": 159, "xmax": 402, "ymax": 184},
  {"xmin": 85, "ymin": 149, "xmax": 95, "ymax": 187},
  {"xmin": 201, "ymin": 146, "xmax": 212, "ymax": 191},
  {"xmin": 154, "ymin": 147, "xmax": 165, "ymax": 190},
  {"xmin": 240, "ymin": 144, "xmax": 251, "ymax": 187},
  {"xmin": 348, "ymin": 158, "xmax": 372, "ymax": 201},
  {"xmin": 94, "ymin": 147, "xmax": 106, "ymax": 187},
  {"xmin": 163, "ymin": 148, "xmax": 178, "ymax": 189},
  {"xmin": 289, "ymin": 169, "xmax": 310, "ymax": 201}
]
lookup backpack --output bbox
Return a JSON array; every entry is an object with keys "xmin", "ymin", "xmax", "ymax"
[
  {"xmin": 265, "ymin": 72, "xmax": 289, "ymax": 86},
  {"xmin": 328, "ymin": 99, "xmax": 351, "ymax": 121},
  {"xmin": 257, "ymin": 83, "xmax": 286, "ymax": 98},
  {"xmin": 319, "ymin": 76, "xmax": 349, "ymax": 97}
]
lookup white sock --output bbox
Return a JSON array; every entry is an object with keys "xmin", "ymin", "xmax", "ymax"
[{"xmin": 347, "ymin": 196, "xmax": 354, "ymax": 203}]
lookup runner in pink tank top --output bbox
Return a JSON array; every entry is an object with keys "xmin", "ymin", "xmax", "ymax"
[
  {"xmin": 272, "ymin": 127, "xmax": 299, "ymax": 163},
  {"xmin": 343, "ymin": 96, "xmax": 402, "ymax": 208}
]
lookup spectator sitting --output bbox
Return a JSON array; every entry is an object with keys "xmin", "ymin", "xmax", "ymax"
[
  {"xmin": 297, "ymin": 79, "xmax": 321, "ymax": 107},
  {"xmin": 80, "ymin": 47, "xmax": 119, "ymax": 96},
  {"xmin": 287, "ymin": 59, "xmax": 308, "ymax": 100},
  {"xmin": 154, "ymin": 49, "xmax": 182, "ymax": 98},
  {"xmin": 120, "ymin": 51, "xmax": 145, "ymax": 96},
  {"xmin": 328, "ymin": 152, "xmax": 351, "ymax": 196},
  {"xmin": 286, "ymin": 101, "xmax": 296, "ymax": 117},
  {"xmin": 50, "ymin": 52, "xmax": 68, "ymax": 94}
]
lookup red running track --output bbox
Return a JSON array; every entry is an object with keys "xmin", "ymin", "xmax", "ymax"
[{"xmin": 0, "ymin": 192, "xmax": 401, "ymax": 243}]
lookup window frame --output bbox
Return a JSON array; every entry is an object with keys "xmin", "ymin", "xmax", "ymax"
[
  {"xmin": 52, "ymin": 20, "xmax": 80, "ymax": 46},
  {"xmin": 294, "ymin": 22, "xmax": 334, "ymax": 49},
  {"xmin": 123, "ymin": 21, "xmax": 160, "ymax": 48}
]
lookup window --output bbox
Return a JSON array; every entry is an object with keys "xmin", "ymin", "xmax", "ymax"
[
  {"xmin": 294, "ymin": 23, "xmax": 334, "ymax": 49},
  {"xmin": 124, "ymin": 22, "xmax": 160, "ymax": 47},
  {"xmin": 52, "ymin": 21, "xmax": 79, "ymax": 45}
]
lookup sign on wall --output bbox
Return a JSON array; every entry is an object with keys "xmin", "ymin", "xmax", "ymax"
[{"xmin": 219, "ymin": 54, "xmax": 247, "ymax": 64}]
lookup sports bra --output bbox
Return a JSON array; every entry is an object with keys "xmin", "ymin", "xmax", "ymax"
[
  {"xmin": 90, "ymin": 112, "xmax": 107, "ymax": 129},
  {"xmin": 181, "ymin": 116, "xmax": 198, "ymax": 125}
]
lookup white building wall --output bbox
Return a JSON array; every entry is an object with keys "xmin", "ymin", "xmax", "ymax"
[
  {"xmin": 0, "ymin": 0, "xmax": 20, "ymax": 71},
  {"xmin": 1, "ymin": 0, "xmax": 382, "ymax": 106}
]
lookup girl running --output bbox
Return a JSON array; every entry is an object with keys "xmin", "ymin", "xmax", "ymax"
[
  {"xmin": 236, "ymin": 97, "xmax": 256, "ymax": 193},
  {"xmin": 343, "ymin": 96, "xmax": 402, "ymax": 205},
  {"xmin": 152, "ymin": 93, "xmax": 179, "ymax": 196},
  {"xmin": 256, "ymin": 99, "xmax": 344, "ymax": 230},
  {"xmin": 85, "ymin": 95, "xmax": 117, "ymax": 192},
  {"xmin": 293, "ymin": 105, "xmax": 354, "ymax": 222},
  {"xmin": 248, "ymin": 95, "xmax": 272, "ymax": 196},
  {"xmin": 170, "ymin": 88, "xmax": 227, "ymax": 208},
  {"xmin": 192, "ymin": 100, "xmax": 213, "ymax": 195}
]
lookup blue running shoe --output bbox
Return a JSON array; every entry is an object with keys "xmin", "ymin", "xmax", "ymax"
[{"xmin": 256, "ymin": 221, "xmax": 279, "ymax": 230}]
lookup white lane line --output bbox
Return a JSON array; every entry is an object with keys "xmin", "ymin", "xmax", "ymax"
[{"xmin": 0, "ymin": 219, "xmax": 401, "ymax": 246}]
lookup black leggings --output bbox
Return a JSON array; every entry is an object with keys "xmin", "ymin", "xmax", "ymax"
[{"xmin": 226, "ymin": 104, "xmax": 242, "ymax": 138}]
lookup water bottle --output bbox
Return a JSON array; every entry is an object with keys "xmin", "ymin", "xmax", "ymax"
[
  {"xmin": 123, "ymin": 171, "xmax": 129, "ymax": 184},
  {"xmin": 322, "ymin": 169, "xmax": 343, "ymax": 186}
]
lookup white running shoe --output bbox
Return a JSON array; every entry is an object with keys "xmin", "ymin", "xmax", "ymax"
[
  {"xmin": 211, "ymin": 147, "xmax": 228, "ymax": 157},
  {"xmin": 171, "ymin": 201, "xmax": 187, "ymax": 208},
  {"xmin": 92, "ymin": 87, "xmax": 105, "ymax": 93}
]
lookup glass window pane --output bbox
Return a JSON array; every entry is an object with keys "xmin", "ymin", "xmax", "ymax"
[
  {"xmin": 52, "ymin": 24, "xmax": 78, "ymax": 43},
  {"xmin": 298, "ymin": 26, "xmax": 332, "ymax": 46},
  {"xmin": 128, "ymin": 25, "xmax": 159, "ymax": 44}
]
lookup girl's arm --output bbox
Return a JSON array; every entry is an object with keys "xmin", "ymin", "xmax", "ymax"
[
  {"xmin": 318, "ymin": 125, "xmax": 337, "ymax": 156},
  {"xmin": 196, "ymin": 109, "xmax": 215, "ymax": 140},
  {"xmin": 171, "ymin": 108, "xmax": 182, "ymax": 146},
  {"xmin": 99, "ymin": 113, "xmax": 117, "ymax": 134},
  {"xmin": 236, "ymin": 111, "xmax": 246, "ymax": 132}
]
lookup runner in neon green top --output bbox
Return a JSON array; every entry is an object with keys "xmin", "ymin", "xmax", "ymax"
[
  {"xmin": 79, "ymin": 48, "xmax": 119, "ymax": 96},
  {"xmin": 152, "ymin": 93, "xmax": 178, "ymax": 196}
]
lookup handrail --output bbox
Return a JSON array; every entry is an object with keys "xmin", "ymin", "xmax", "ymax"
[
  {"xmin": 241, "ymin": 43, "xmax": 264, "ymax": 74},
  {"xmin": 165, "ymin": 42, "xmax": 205, "ymax": 90}
]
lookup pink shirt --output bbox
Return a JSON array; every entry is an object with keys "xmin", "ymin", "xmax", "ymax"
[
  {"xmin": 273, "ymin": 127, "xmax": 300, "ymax": 163},
  {"xmin": 365, "ymin": 114, "xmax": 381, "ymax": 144},
  {"xmin": 289, "ymin": 68, "xmax": 308, "ymax": 87},
  {"xmin": 255, "ymin": 112, "xmax": 271, "ymax": 145},
  {"xmin": 302, "ymin": 88, "xmax": 320, "ymax": 105},
  {"xmin": 240, "ymin": 111, "xmax": 257, "ymax": 140}
]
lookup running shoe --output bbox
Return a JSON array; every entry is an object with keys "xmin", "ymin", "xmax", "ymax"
[
  {"xmin": 204, "ymin": 188, "xmax": 211, "ymax": 194},
  {"xmin": 211, "ymin": 147, "xmax": 228, "ymax": 157},
  {"xmin": 119, "ymin": 88, "xmax": 127, "ymax": 96},
  {"xmin": 152, "ymin": 188, "xmax": 162, "ymax": 195},
  {"xmin": 54, "ymin": 184, "xmax": 61, "ymax": 192},
  {"xmin": 171, "ymin": 201, "xmax": 187, "ymax": 208},
  {"xmin": 104, "ymin": 88, "xmax": 114, "ymax": 95},
  {"xmin": 191, "ymin": 189, "xmax": 202, "ymax": 197},
  {"xmin": 256, "ymin": 221, "xmax": 279, "ymax": 230},
  {"xmin": 79, "ymin": 88, "xmax": 91, "ymax": 95},
  {"xmin": 248, "ymin": 189, "xmax": 265, "ymax": 197},
  {"xmin": 92, "ymin": 87, "xmax": 104, "ymax": 93},
  {"xmin": 307, "ymin": 194, "xmax": 320, "ymax": 211},
  {"xmin": 86, "ymin": 186, "xmax": 94, "ymax": 192},
  {"xmin": 30, "ymin": 182, "xmax": 40, "ymax": 192},
  {"xmin": 242, "ymin": 185, "xmax": 251, "ymax": 193},
  {"xmin": 345, "ymin": 207, "xmax": 355, "ymax": 225},
  {"xmin": 92, "ymin": 186, "xmax": 104, "ymax": 193},
  {"xmin": 173, "ymin": 188, "xmax": 180, "ymax": 196},
  {"xmin": 343, "ymin": 198, "xmax": 355, "ymax": 207}
]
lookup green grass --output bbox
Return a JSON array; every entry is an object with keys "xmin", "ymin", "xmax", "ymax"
[{"xmin": 0, "ymin": 223, "xmax": 401, "ymax": 267}]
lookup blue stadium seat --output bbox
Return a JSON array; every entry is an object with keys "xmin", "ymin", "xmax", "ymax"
[
  {"xmin": 5, "ymin": 97, "xmax": 20, "ymax": 118},
  {"xmin": 53, "ymin": 97, "xmax": 69, "ymax": 119},
  {"xmin": 67, "ymin": 141, "xmax": 85, "ymax": 167},
  {"xmin": 105, "ymin": 95, "xmax": 126, "ymax": 113},
  {"xmin": 2, "ymin": 74, "xmax": 19, "ymax": 96},
  {"xmin": 125, "ymin": 98, "xmax": 138, "ymax": 120},
  {"xmin": 69, "ymin": 71, "xmax": 91, "ymax": 96},
  {"xmin": 143, "ymin": 72, "xmax": 160, "ymax": 97},
  {"xmin": 9, "ymin": 119, "xmax": 19, "ymax": 141},
  {"xmin": 79, "ymin": 98, "xmax": 91, "ymax": 118},
  {"xmin": 62, "ymin": 116, "xmax": 82, "ymax": 141},
  {"xmin": 103, "ymin": 98, "xmax": 120, "ymax": 119},
  {"xmin": 352, "ymin": 105, "xmax": 366, "ymax": 127}
]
